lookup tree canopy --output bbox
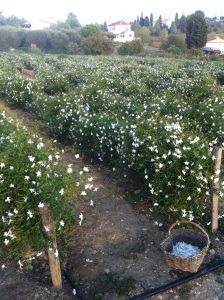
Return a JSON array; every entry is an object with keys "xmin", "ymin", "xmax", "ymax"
[
  {"xmin": 80, "ymin": 24, "xmax": 100, "ymax": 38},
  {"xmin": 0, "ymin": 12, "xmax": 27, "ymax": 27},
  {"xmin": 186, "ymin": 11, "xmax": 207, "ymax": 48},
  {"xmin": 66, "ymin": 12, "xmax": 81, "ymax": 29}
]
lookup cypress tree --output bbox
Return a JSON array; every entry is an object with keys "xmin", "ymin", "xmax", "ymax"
[
  {"xmin": 175, "ymin": 13, "xmax": 179, "ymax": 29},
  {"xmin": 158, "ymin": 15, "xmax": 162, "ymax": 28},
  {"xmin": 137, "ymin": 15, "xmax": 140, "ymax": 27},
  {"xmin": 150, "ymin": 13, "xmax": 153, "ymax": 27},
  {"xmin": 140, "ymin": 12, "xmax": 145, "ymax": 27},
  {"xmin": 170, "ymin": 21, "xmax": 177, "ymax": 34},
  {"xmin": 178, "ymin": 15, "xmax": 187, "ymax": 33},
  {"xmin": 144, "ymin": 16, "xmax": 150, "ymax": 28},
  {"xmin": 186, "ymin": 11, "xmax": 207, "ymax": 48}
]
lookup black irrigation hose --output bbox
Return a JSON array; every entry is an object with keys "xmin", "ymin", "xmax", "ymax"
[
  {"xmin": 128, "ymin": 260, "xmax": 224, "ymax": 300},
  {"xmin": 63, "ymin": 268, "xmax": 84, "ymax": 300}
]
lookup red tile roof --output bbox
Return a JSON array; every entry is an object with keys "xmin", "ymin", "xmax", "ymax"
[{"xmin": 108, "ymin": 21, "xmax": 130, "ymax": 26}]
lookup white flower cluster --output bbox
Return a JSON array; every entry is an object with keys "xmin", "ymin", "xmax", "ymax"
[{"xmin": 0, "ymin": 53, "xmax": 223, "ymax": 222}]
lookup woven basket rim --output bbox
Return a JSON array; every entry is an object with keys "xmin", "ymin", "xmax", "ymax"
[
  {"xmin": 161, "ymin": 229, "xmax": 210, "ymax": 244},
  {"xmin": 161, "ymin": 221, "xmax": 210, "ymax": 272},
  {"xmin": 161, "ymin": 222, "xmax": 210, "ymax": 250}
]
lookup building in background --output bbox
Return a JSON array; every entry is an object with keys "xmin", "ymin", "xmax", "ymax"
[
  {"xmin": 203, "ymin": 37, "xmax": 224, "ymax": 54},
  {"xmin": 107, "ymin": 21, "xmax": 134, "ymax": 42}
]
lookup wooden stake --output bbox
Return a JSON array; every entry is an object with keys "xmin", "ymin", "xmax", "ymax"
[
  {"xmin": 39, "ymin": 204, "xmax": 62, "ymax": 288},
  {"xmin": 211, "ymin": 146, "xmax": 223, "ymax": 232}
]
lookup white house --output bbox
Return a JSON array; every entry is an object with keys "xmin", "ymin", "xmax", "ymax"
[
  {"xmin": 204, "ymin": 37, "xmax": 224, "ymax": 54},
  {"xmin": 107, "ymin": 21, "xmax": 135, "ymax": 43}
]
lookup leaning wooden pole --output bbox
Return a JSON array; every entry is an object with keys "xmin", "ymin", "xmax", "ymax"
[
  {"xmin": 211, "ymin": 146, "xmax": 223, "ymax": 232},
  {"xmin": 39, "ymin": 204, "xmax": 62, "ymax": 288}
]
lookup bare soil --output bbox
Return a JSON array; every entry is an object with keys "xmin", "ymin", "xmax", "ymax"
[{"xmin": 0, "ymin": 100, "xmax": 224, "ymax": 300}]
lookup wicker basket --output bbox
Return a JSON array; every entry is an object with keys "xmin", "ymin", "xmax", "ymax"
[{"xmin": 161, "ymin": 221, "xmax": 210, "ymax": 273}]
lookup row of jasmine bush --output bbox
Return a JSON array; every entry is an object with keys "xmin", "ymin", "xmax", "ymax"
[
  {"xmin": 0, "ymin": 52, "xmax": 223, "ymax": 224},
  {"xmin": 0, "ymin": 109, "xmax": 91, "ymax": 266}
]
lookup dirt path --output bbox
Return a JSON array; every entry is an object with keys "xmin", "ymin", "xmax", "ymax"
[{"xmin": 0, "ymin": 100, "xmax": 224, "ymax": 300}]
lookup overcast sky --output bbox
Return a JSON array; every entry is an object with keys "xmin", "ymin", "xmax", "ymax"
[{"xmin": 1, "ymin": 0, "xmax": 223, "ymax": 28}]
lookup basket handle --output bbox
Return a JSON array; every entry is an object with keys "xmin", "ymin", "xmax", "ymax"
[{"xmin": 169, "ymin": 221, "xmax": 210, "ymax": 245}]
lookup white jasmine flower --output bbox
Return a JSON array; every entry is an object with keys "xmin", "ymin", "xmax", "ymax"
[
  {"xmin": 37, "ymin": 142, "xmax": 44, "ymax": 149},
  {"xmin": 4, "ymin": 239, "xmax": 9, "ymax": 245},
  {"xmin": 79, "ymin": 213, "xmax": 84, "ymax": 226},
  {"xmin": 5, "ymin": 197, "xmax": 11, "ymax": 203},
  {"xmin": 54, "ymin": 249, "xmax": 59, "ymax": 258},
  {"xmin": 85, "ymin": 183, "xmax": 93, "ymax": 190},
  {"xmin": 67, "ymin": 167, "xmax": 73, "ymax": 174},
  {"xmin": 44, "ymin": 226, "xmax": 49, "ymax": 232},
  {"xmin": 83, "ymin": 166, "xmax": 89, "ymax": 172},
  {"xmin": 90, "ymin": 200, "xmax": 94, "ymax": 206},
  {"xmin": 18, "ymin": 260, "xmax": 23, "ymax": 269},
  {"xmin": 75, "ymin": 154, "xmax": 79, "ymax": 159},
  {"xmin": 158, "ymin": 163, "xmax": 163, "ymax": 169},
  {"xmin": 36, "ymin": 171, "xmax": 41, "ymax": 177},
  {"xmin": 59, "ymin": 220, "xmax": 65, "ymax": 227},
  {"xmin": 72, "ymin": 289, "xmax": 77, "ymax": 295},
  {"xmin": 38, "ymin": 202, "xmax": 44, "ymax": 208},
  {"xmin": 59, "ymin": 188, "xmax": 64, "ymax": 196},
  {"xmin": 27, "ymin": 210, "xmax": 33, "ymax": 219},
  {"xmin": 181, "ymin": 209, "xmax": 187, "ymax": 217},
  {"xmin": 28, "ymin": 156, "xmax": 35, "ymax": 162}
]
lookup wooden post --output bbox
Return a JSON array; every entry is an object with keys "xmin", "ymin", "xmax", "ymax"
[
  {"xmin": 39, "ymin": 204, "xmax": 62, "ymax": 288},
  {"xmin": 211, "ymin": 146, "xmax": 223, "ymax": 232}
]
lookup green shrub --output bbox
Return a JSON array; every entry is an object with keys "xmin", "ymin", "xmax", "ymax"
[
  {"xmin": 162, "ymin": 35, "xmax": 187, "ymax": 53},
  {"xmin": 215, "ymin": 70, "xmax": 224, "ymax": 85},
  {"xmin": 82, "ymin": 33, "xmax": 114, "ymax": 55},
  {"xmin": 67, "ymin": 42, "xmax": 79, "ymax": 54},
  {"xmin": 0, "ymin": 53, "xmax": 224, "ymax": 224},
  {"xmin": 188, "ymin": 48, "xmax": 203, "ymax": 57},
  {"xmin": 28, "ymin": 47, "xmax": 43, "ymax": 55},
  {"xmin": 167, "ymin": 45, "xmax": 182, "ymax": 55},
  {"xmin": 118, "ymin": 40, "xmax": 144, "ymax": 56},
  {"xmin": 0, "ymin": 75, "xmax": 39, "ymax": 110},
  {"xmin": 0, "ymin": 111, "xmax": 87, "ymax": 263}
]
